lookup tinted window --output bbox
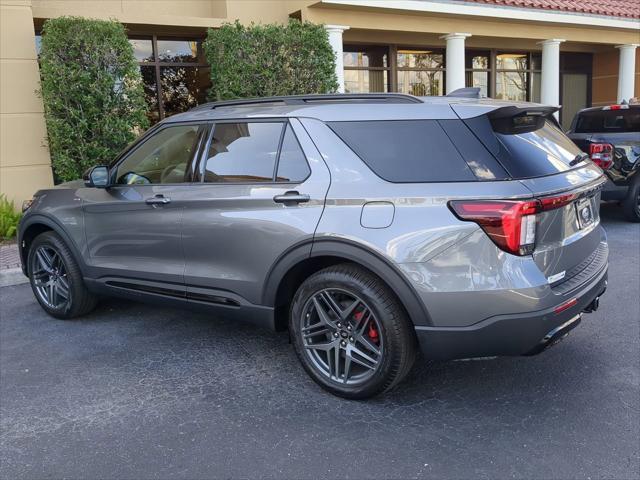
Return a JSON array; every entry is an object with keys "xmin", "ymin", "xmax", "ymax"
[
  {"xmin": 491, "ymin": 118, "xmax": 583, "ymax": 178},
  {"xmin": 204, "ymin": 122, "xmax": 284, "ymax": 183},
  {"xmin": 116, "ymin": 125, "xmax": 200, "ymax": 184},
  {"xmin": 575, "ymin": 109, "xmax": 640, "ymax": 133},
  {"xmin": 438, "ymin": 120, "xmax": 508, "ymax": 180},
  {"xmin": 328, "ymin": 120, "xmax": 476, "ymax": 182},
  {"xmin": 276, "ymin": 126, "xmax": 310, "ymax": 182}
]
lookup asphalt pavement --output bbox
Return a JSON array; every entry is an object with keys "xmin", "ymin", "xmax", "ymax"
[{"xmin": 1, "ymin": 202, "xmax": 638, "ymax": 480}]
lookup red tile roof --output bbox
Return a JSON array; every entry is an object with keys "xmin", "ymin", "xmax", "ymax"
[{"xmin": 461, "ymin": 0, "xmax": 640, "ymax": 19}]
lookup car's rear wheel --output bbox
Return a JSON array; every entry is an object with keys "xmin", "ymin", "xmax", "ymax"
[
  {"xmin": 289, "ymin": 264, "xmax": 417, "ymax": 399},
  {"xmin": 27, "ymin": 231, "xmax": 97, "ymax": 319}
]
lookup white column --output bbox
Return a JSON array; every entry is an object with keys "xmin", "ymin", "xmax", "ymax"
[
  {"xmin": 616, "ymin": 44, "xmax": 639, "ymax": 103},
  {"xmin": 538, "ymin": 39, "xmax": 565, "ymax": 110},
  {"xmin": 325, "ymin": 25, "xmax": 350, "ymax": 93},
  {"xmin": 440, "ymin": 33, "xmax": 471, "ymax": 94}
]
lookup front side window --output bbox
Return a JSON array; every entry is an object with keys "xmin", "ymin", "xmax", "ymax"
[
  {"xmin": 203, "ymin": 122, "xmax": 284, "ymax": 183},
  {"xmin": 115, "ymin": 125, "xmax": 201, "ymax": 184}
]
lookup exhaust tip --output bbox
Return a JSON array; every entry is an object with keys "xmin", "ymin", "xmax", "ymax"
[{"xmin": 524, "ymin": 314, "xmax": 582, "ymax": 356}]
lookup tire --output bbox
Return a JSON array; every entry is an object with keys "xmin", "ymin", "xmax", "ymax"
[
  {"xmin": 622, "ymin": 177, "xmax": 640, "ymax": 222},
  {"xmin": 27, "ymin": 231, "xmax": 97, "ymax": 319},
  {"xmin": 289, "ymin": 263, "xmax": 417, "ymax": 399}
]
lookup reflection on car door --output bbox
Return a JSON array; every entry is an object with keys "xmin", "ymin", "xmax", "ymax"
[
  {"xmin": 181, "ymin": 118, "xmax": 330, "ymax": 310},
  {"xmin": 79, "ymin": 123, "xmax": 209, "ymax": 289}
]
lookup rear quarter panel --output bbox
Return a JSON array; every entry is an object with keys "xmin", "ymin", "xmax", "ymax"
[{"xmin": 300, "ymin": 118, "xmax": 551, "ymax": 328}]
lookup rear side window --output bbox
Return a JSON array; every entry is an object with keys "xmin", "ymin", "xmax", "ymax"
[
  {"xmin": 276, "ymin": 125, "xmax": 311, "ymax": 182},
  {"xmin": 574, "ymin": 109, "xmax": 640, "ymax": 133},
  {"xmin": 328, "ymin": 120, "xmax": 476, "ymax": 182},
  {"xmin": 438, "ymin": 120, "xmax": 508, "ymax": 180}
]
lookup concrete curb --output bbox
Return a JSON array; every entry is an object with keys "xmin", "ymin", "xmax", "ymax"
[{"xmin": 0, "ymin": 268, "xmax": 29, "ymax": 287}]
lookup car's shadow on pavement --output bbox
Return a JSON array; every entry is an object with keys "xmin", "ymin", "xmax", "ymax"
[
  {"xmin": 61, "ymin": 198, "xmax": 630, "ymax": 407},
  {"xmin": 1, "ymin": 199, "xmax": 637, "ymax": 479},
  {"xmin": 82, "ymin": 285, "xmax": 597, "ymax": 410}
]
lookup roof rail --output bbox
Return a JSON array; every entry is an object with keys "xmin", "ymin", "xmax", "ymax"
[
  {"xmin": 194, "ymin": 93, "xmax": 423, "ymax": 110},
  {"xmin": 446, "ymin": 87, "xmax": 483, "ymax": 99}
]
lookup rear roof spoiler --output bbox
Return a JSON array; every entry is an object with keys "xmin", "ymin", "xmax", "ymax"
[{"xmin": 487, "ymin": 105, "xmax": 559, "ymax": 119}]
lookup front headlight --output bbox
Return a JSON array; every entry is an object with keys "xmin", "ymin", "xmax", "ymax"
[{"xmin": 22, "ymin": 197, "xmax": 35, "ymax": 212}]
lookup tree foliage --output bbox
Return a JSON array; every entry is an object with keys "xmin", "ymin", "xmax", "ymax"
[
  {"xmin": 39, "ymin": 17, "xmax": 149, "ymax": 182},
  {"xmin": 204, "ymin": 20, "xmax": 338, "ymax": 100}
]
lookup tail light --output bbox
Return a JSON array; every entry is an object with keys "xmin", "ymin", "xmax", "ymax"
[
  {"xmin": 449, "ymin": 200, "xmax": 538, "ymax": 256},
  {"xmin": 449, "ymin": 193, "xmax": 582, "ymax": 256},
  {"xmin": 589, "ymin": 143, "xmax": 614, "ymax": 169},
  {"xmin": 602, "ymin": 104, "xmax": 629, "ymax": 110}
]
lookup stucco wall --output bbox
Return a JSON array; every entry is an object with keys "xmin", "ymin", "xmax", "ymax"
[{"xmin": 0, "ymin": 0, "xmax": 53, "ymax": 208}]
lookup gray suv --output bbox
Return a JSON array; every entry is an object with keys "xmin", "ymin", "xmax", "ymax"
[{"xmin": 18, "ymin": 93, "xmax": 609, "ymax": 399}]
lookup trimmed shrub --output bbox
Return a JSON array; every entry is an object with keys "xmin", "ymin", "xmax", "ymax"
[
  {"xmin": 204, "ymin": 20, "xmax": 338, "ymax": 100},
  {"xmin": 39, "ymin": 17, "xmax": 149, "ymax": 182},
  {"xmin": 0, "ymin": 194, "xmax": 21, "ymax": 240}
]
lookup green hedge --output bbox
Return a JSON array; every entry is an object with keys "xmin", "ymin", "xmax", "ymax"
[
  {"xmin": 204, "ymin": 20, "xmax": 338, "ymax": 100},
  {"xmin": 0, "ymin": 194, "xmax": 21, "ymax": 240},
  {"xmin": 39, "ymin": 17, "xmax": 149, "ymax": 182}
]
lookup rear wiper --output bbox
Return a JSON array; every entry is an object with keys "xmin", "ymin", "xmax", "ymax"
[{"xmin": 570, "ymin": 152, "xmax": 589, "ymax": 166}]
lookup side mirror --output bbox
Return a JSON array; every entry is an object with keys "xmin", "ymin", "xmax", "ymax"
[{"xmin": 83, "ymin": 165, "xmax": 110, "ymax": 188}]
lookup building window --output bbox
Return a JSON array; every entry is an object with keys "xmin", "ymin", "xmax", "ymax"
[
  {"xmin": 465, "ymin": 50, "xmax": 490, "ymax": 97},
  {"xmin": 530, "ymin": 53, "xmax": 542, "ymax": 103},
  {"xmin": 495, "ymin": 52, "xmax": 528, "ymax": 101},
  {"xmin": 130, "ymin": 36, "xmax": 211, "ymax": 124},
  {"xmin": 396, "ymin": 49, "xmax": 445, "ymax": 96},
  {"xmin": 343, "ymin": 45, "xmax": 390, "ymax": 93},
  {"xmin": 494, "ymin": 52, "xmax": 541, "ymax": 102}
]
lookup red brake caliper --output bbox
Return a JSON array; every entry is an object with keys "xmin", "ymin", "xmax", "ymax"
[
  {"xmin": 368, "ymin": 323, "xmax": 379, "ymax": 344},
  {"xmin": 353, "ymin": 310, "xmax": 379, "ymax": 345}
]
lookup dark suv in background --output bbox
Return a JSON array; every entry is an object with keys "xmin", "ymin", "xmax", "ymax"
[
  {"xmin": 567, "ymin": 103, "xmax": 640, "ymax": 222},
  {"xmin": 19, "ymin": 92, "xmax": 608, "ymax": 399}
]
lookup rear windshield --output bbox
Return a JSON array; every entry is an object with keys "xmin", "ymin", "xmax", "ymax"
[
  {"xmin": 574, "ymin": 109, "xmax": 640, "ymax": 133},
  {"xmin": 465, "ymin": 115, "xmax": 584, "ymax": 179},
  {"xmin": 328, "ymin": 120, "xmax": 499, "ymax": 182}
]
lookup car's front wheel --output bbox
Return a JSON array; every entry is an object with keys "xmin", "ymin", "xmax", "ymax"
[
  {"xmin": 27, "ymin": 231, "xmax": 97, "ymax": 319},
  {"xmin": 289, "ymin": 264, "xmax": 417, "ymax": 399}
]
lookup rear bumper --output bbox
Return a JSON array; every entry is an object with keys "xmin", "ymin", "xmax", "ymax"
[{"xmin": 414, "ymin": 265, "xmax": 608, "ymax": 360}]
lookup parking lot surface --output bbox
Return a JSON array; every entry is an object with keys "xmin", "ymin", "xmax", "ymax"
[{"xmin": 1, "ymin": 203, "xmax": 638, "ymax": 479}]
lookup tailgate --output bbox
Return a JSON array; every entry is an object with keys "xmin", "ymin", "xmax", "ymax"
[{"xmin": 518, "ymin": 163, "xmax": 607, "ymax": 287}]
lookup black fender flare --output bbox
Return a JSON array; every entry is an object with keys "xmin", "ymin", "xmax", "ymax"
[
  {"xmin": 261, "ymin": 238, "xmax": 432, "ymax": 327},
  {"xmin": 18, "ymin": 213, "xmax": 87, "ymax": 276}
]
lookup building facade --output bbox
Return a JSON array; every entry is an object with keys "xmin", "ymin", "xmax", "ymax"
[{"xmin": 1, "ymin": 0, "xmax": 639, "ymax": 206}]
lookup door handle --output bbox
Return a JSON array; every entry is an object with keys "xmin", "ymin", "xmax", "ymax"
[
  {"xmin": 273, "ymin": 191, "xmax": 310, "ymax": 205},
  {"xmin": 145, "ymin": 194, "xmax": 171, "ymax": 205}
]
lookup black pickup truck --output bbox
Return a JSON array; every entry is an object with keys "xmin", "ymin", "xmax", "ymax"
[{"xmin": 567, "ymin": 104, "xmax": 640, "ymax": 222}]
